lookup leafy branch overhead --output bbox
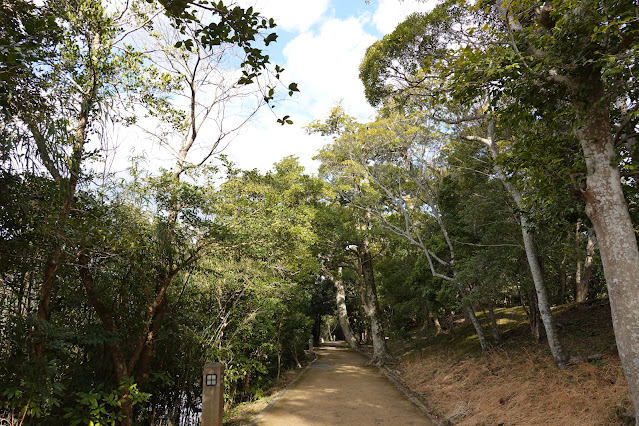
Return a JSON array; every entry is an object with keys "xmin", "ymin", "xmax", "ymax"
[{"xmin": 165, "ymin": 0, "xmax": 299, "ymax": 122}]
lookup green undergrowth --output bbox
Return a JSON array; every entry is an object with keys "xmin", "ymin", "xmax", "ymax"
[{"xmin": 223, "ymin": 365, "xmax": 308, "ymax": 425}]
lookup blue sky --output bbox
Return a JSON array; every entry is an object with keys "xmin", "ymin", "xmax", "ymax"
[
  {"xmin": 219, "ymin": 0, "xmax": 437, "ymax": 173},
  {"xmin": 267, "ymin": 1, "xmax": 376, "ymax": 56},
  {"xmin": 104, "ymin": 0, "xmax": 437, "ymax": 178}
]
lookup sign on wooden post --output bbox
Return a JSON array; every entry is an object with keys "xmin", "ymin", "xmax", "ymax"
[{"xmin": 202, "ymin": 362, "xmax": 224, "ymax": 426}]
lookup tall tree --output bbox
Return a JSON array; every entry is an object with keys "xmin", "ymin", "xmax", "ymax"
[
  {"xmin": 319, "ymin": 259, "xmax": 360, "ymax": 350},
  {"xmin": 479, "ymin": 0, "xmax": 639, "ymax": 412},
  {"xmin": 313, "ymin": 108, "xmax": 491, "ymax": 353},
  {"xmin": 362, "ymin": 0, "xmax": 639, "ymax": 411},
  {"xmin": 358, "ymin": 3, "xmax": 573, "ymax": 365},
  {"xmin": 310, "ymin": 127, "xmax": 394, "ymax": 363},
  {"xmin": 0, "ymin": 0, "xmax": 297, "ymax": 422}
]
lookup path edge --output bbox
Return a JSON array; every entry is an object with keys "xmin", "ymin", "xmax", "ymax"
[
  {"xmin": 377, "ymin": 363, "xmax": 444, "ymax": 426},
  {"xmin": 356, "ymin": 347, "xmax": 445, "ymax": 426},
  {"xmin": 249, "ymin": 351, "xmax": 317, "ymax": 425}
]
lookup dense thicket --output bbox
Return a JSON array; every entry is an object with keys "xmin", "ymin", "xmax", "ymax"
[{"xmin": 0, "ymin": 0, "xmax": 311, "ymax": 424}]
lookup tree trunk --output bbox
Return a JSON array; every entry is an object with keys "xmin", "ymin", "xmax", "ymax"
[
  {"xmin": 465, "ymin": 304, "xmax": 489, "ymax": 351},
  {"xmin": 520, "ymin": 286, "xmax": 541, "ymax": 343},
  {"xmin": 444, "ymin": 308, "xmax": 455, "ymax": 337},
  {"xmin": 519, "ymin": 214, "xmax": 568, "ymax": 367},
  {"xmin": 575, "ymin": 222, "xmax": 584, "ymax": 302},
  {"xmin": 432, "ymin": 313, "xmax": 442, "ymax": 335},
  {"xmin": 78, "ymin": 254, "xmax": 133, "ymax": 426},
  {"xmin": 484, "ymin": 123, "xmax": 568, "ymax": 368},
  {"xmin": 357, "ymin": 238, "xmax": 391, "ymax": 365},
  {"xmin": 35, "ymin": 30, "xmax": 100, "ymax": 356},
  {"xmin": 37, "ymin": 245, "xmax": 61, "ymax": 323},
  {"xmin": 331, "ymin": 267, "xmax": 359, "ymax": 350},
  {"xmin": 277, "ymin": 320, "xmax": 282, "ymax": 380},
  {"xmin": 558, "ymin": 253, "xmax": 567, "ymax": 304},
  {"xmin": 136, "ymin": 296, "xmax": 169, "ymax": 386},
  {"xmin": 292, "ymin": 342, "xmax": 302, "ymax": 369},
  {"xmin": 576, "ymin": 227, "xmax": 596, "ymax": 303},
  {"xmin": 581, "ymin": 230, "xmax": 595, "ymax": 298},
  {"xmin": 576, "ymin": 96, "xmax": 639, "ymax": 417},
  {"xmin": 127, "ymin": 271, "xmax": 177, "ymax": 377}
]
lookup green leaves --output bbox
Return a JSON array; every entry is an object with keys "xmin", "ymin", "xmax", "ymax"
[
  {"xmin": 174, "ymin": 38, "xmax": 193, "ymax": 50},
  {"xmin": 288, "ymin": 82, "xmax": 299, "ymax": 96},
  {"xmin": 63, "ymin": 378, "xmax": 150, "ymax": 426},
  {"xmin": 277, "ymin": 115, "xmax": 293, "ymax": 125},
  {"xmin": 359, "ymin": 3, "xmax": 466, "ymax": 108},
  {"xmin": 264, "ymin": 32, "xmax": 278, "ymax": 45},
  {"xmin": 0, "ymin": 0, "xmax": 308, "ymax": 422}
]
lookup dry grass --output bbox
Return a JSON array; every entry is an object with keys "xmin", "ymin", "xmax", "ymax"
[
  {"xmin": 393, "ymin": 300, "xmax": 634, "ymax": 425},
  {"xmin": 400, "ymin": 349, "xmax": 630, "ymax": 425}
]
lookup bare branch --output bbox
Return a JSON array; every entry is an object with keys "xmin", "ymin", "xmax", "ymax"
[
  {"xmin": 463, "ymin": 134, "xmax": 491, "ymax": 147},
  {"xmin": 454, "ymin": 240, "xmax": 522, "ymax": 249},
  {"xmin": 23, "ymin": 118, "xmax": 62, "ymax": 182},
  {"xmin": 424, "ymin": 250, "xmax": 453, "ymax": 281},
  {"xmin": 113, "ymin": 9, "xmax": 164, "ymax": 45}
]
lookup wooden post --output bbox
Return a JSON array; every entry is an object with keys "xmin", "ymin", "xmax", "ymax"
[{"xmin": 202, "ymin": 362, "xmax": 224, "ymax": 426}]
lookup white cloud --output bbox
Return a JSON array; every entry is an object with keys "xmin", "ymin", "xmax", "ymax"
[
  {"xmin": 240, "ymin": 0, "xmax": 330, "ymax": 33},
  {"xmin": 224, "ymin": 118, "xmax": 326, "ymax": 174},
  {"xmin": 95, "ymin": 2, "xmax": 451, "ymax": 178},
  {"xmin": 222, "ymin": 15, "xmax": 382, "ymax": 173},
  {"xmin": 372, "ymin": 0, "xmax": 437, "ymax": 34},
  {"xmin": 283, "ymin": 16, "xmax": 377, "ymax": 122},
  {"xmin": 176, "ymin": 2, "xmax": 446, "ymax": 175},
  {"xmin": 98, "ymin": 2, "xmax": 390, "ymax": 176}
]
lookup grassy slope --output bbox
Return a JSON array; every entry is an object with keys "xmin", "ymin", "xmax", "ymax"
[{"xmin": 391, "ymin": 299, "xmax": 634, "ymax": 425}]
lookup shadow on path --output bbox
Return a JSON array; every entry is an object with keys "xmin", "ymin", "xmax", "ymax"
[{"xmin": 255, "ymin": 343, "xmax": 434, "ymax": 425}]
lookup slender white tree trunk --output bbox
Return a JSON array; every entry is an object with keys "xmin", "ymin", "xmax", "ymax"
[
  {"xmin": 477, "ymin": 123, "xmax": 569, "ymax": 367},
  {"xmin": 518, "ymin": 210, "xmax": 568, "ymax": 368},
  {"xmin": 576, "ymin": 226, "xmax": 595, "ymax": 303},
  {"xmin": 575, "ymin": 223, "xmax": 584, "ymax": 301},
  {"xmin": 464, "ymin": 304, "xmax": 489, "ymax": 351}
]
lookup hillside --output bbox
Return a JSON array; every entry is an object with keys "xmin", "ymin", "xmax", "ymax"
[{"xmin": 391, "ymin": 299, "xmax": 633, "ymax": 425}]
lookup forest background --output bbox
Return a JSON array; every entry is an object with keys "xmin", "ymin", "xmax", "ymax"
[{"xmin": 2, "ymin": 0, "xmax": 639, "ymax": 425}]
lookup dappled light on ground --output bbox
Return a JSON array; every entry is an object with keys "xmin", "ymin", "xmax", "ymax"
[{"xmin": 257, "ymin": 344, "xmax": 433, "ymax": 425}]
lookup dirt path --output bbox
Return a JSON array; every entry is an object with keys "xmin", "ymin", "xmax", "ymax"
[{"xmin": 255, "ymin": 343, "xmax": 434, "ymax": 425}]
